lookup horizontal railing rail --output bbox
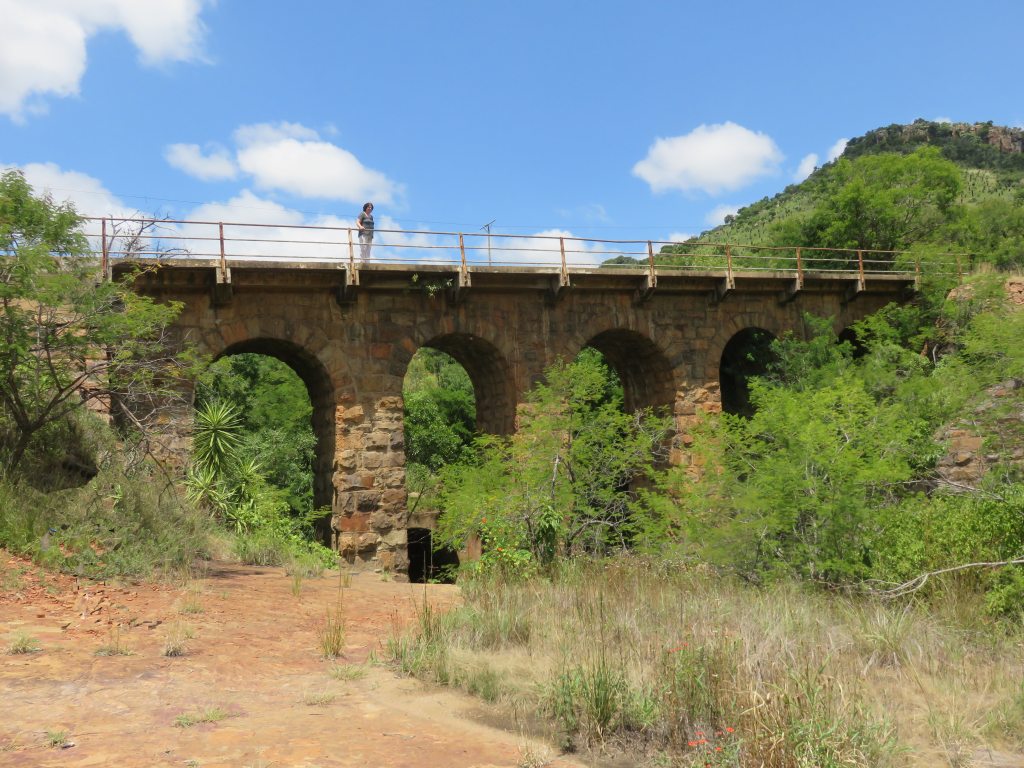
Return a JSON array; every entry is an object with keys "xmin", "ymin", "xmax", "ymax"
[{"xmin": 74, "ymin": 216, "xmax": 966, "ymax": 281}]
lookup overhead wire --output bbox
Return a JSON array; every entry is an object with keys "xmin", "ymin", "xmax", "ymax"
[{"xmin": 10, "ymin": 182, "xmax": 713, "ymax": 236}]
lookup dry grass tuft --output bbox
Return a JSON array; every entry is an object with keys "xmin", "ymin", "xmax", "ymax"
[
  {"xmin": 317, "ymin": 597, "xmax": 346, "ymax": 659},
  {"xmin": 7, "ymin": 632, "xmax": 40, "ymax": 655}
]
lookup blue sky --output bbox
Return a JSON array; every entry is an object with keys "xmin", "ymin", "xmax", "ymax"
[{"xmin": 2, "ymin": 0, "xmax": 1023, "ymax": 248}]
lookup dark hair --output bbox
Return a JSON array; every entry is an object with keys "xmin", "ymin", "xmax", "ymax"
[{"xmin": 362, "ymin": 202, "xmax": 373, "ymax": 212}]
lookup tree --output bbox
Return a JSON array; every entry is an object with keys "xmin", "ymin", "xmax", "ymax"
[
  {"xmin": 0, "ymin": 170, "xmax": 189, "ymax": 473},
  {"xmin": 772, "ymin": 147, "xmax": 962, "ymax": 256},
  {"xmin": 402, "ymin": 349, "xmax": 475, "ymax": 471},
  {"xmin": 434, "ymin": 351, "xmax": 670, "ymax": 569}
]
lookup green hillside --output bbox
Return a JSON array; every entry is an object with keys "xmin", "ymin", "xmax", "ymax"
[{"xmin": 657, "ymin": 120, "xmax": 1024, "ymax": 270}]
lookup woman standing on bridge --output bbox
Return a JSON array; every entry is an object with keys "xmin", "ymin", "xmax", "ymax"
[{"xmin": 357, "ymin": 202, "xmax": 374, "ymax": 261}]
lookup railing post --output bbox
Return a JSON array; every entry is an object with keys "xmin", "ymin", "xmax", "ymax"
[
  {"xmin": 101, "ymin": 217, "xmax": 109, "ymax": 280},
  {"xmin": 857, "ymin": 249, "xmax": 866, "ymax": 289},
  {"xmin": 795, "ymin": 246, "xmax": 803, "ymax": 284},
  {"xmin": 725, "ymin": 243, "xmax": 734, "ymax": 286},
  {"xmin": 646, "ymin": 240, "xmax": 657, "ymax": 290},
  {"xmin": 458, "ymin": 233, "xmax": 470, "ymax": 287},
  {"xmin": 218, "ymin": 222, "xmax": 227, "ymax": 275},
  {"xmin": 344, "ymin": 228, "xmax": 359, "ymax": 289},
  {"xmin": 559, "ymin": 237, "xmax": 569, "ymax": 286},
  {"xmin": 956, "ymin": 253, "xmax": 963, "ymax": 284}
]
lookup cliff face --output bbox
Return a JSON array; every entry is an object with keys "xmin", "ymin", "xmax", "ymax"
[
  {"xmin": 934, "ymin": 279, "xmax": 1024, "ymax": 492},
  {"xmin": 844, "ymin": 120, "xmax": 1024, "ymax": 170}
]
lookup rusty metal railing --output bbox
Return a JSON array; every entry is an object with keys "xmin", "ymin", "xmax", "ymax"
[{"xmin": 81, "ymin": 216, "xmax": 966, "ymax": 280}]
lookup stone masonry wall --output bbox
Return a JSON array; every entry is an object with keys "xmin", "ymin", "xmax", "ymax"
[{"xmin": 133, "ymin": 265, "xmax": 905, "ymax": 575}]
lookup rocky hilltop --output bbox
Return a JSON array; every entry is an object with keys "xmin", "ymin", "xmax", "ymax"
[{"xmin": 845, "ymin": 119, "xmax": 1024, "ymax": 168}]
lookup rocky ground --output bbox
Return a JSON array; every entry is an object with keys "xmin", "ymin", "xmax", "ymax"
[{"xmin": 0, "ymin": 554, "xmax": 584, "ymax": 768}]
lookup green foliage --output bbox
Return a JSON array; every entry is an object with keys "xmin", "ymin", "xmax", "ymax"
[
  {"xmin": 186, "ymin": 400, "xmax": 332, "ymax": 568},
  {"xmin": 665, "ymin": 121, "xmax": 1024, "ymax": 273},
  {"xmin": 686, "ymin": 373, "xmax": 924, "ymax": 582},
  {"xmin": 772, "ymin": 147, "xmax": 962, "ymax": 255},
  {"xmin": 951, "ymin": 198, "xmax": 1024, "ymax": 269},
  {"xmin": 669, "ymin": 286, "xmax": 1024, "ymax": 602},
  {"xmin": 872, "ymin": 486, "xmax": 1024, "ymax": 601},
  {"xmin": 196, "ymin": 353, "xmax": 315, "ymax": 515},
  {"xmin": 0, "ymin": 418, "xmax": 215, "ymax": 581},
  {"xmin": 435, "ymin": 351, "xmax": 669, "ymax": 571},
  {"xmin": 403, "ymin": 347, "xmax": 475, "ymax": 471},
  {"xmin": 0, "ymin": 170, "xmax": 189, "ymax": 474}
]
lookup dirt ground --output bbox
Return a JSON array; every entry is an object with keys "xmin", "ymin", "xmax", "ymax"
[{"xmin": 0, "ymin": 555, "xmax": 586, "ymax": 768}]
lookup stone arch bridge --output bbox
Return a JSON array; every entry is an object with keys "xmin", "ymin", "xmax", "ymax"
[{"xmin": 109, "ymin": 223, "xmax": 921, "ymax": 573}]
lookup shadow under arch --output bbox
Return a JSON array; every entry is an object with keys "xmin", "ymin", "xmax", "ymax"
[
  {"xmin": 582, "ymin": 329, "xmax": 676, "ymax": 414},
  {"xmin": 209, "ymin": 337, "xmax": 336, "ymax": 545},
  {"xmin": 719, "ymin": 327, "xmax": 777, "ymax": 417},
  {"xmin": 420, "ymin": 333, "xmax": 515, "ymax": 436},
  {"xmin": 838, "ymin": 326, "xmax": 868, "ymax": 358}
]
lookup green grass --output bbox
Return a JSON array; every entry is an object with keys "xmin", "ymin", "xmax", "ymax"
[
  {"xmin": 300, "ymin": 689, "xmax": 336, "ymax": 706},
  {"xmin": 7, "ymin": 632, "xmax": 40, "ymax": 655},
  {"xmin": 95, "ymin": 628, "xmax": 133, "ymax": 657},
  {"xmin": 44, "ymin": 730, "xmax": 68, "ymax": 748},
  {"xmin": 173, "ymin": 707, "xmax": 232, "ymax": 728},
  {"xmin": 328, "ymin": 663, "xmax": 367, "ymax": 681}
]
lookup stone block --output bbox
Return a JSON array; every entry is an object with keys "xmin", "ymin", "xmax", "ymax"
[
  {"xmin": 381, "ymin": 489, "xmax": 407, "ymax": 507},
  {"xmin": 335, "ymin": 513, "xmax": 370, "ymax": 533},
  {"xmin": 361, "ymin": 452, "xmax": 384, "ymax": 469},
  {"xmin": 376, "ymin": 397, "xmax": 403, "ymax": 412},
  {"xmin": 377, "ymin": 549, "xmax": 396, "ymax": 571},
  {"xmin": 357, "ymin": 532, "xmax": 380, "ymax": 551},
  {"xmin": 356, "ymin": 491, "xmax": 382, "ymax": 512},
  {"xmin": 337, "ymin": 532, "xmax": 359, "ymax": 555},
  {"xmin": 342, "ymin": 405, "xmax": 364, "ymax": 423}
]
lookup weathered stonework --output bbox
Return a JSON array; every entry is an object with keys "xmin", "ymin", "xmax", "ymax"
[{"xmin": 121, "ymin": 261, "xmax": 912, "ymax": 575}]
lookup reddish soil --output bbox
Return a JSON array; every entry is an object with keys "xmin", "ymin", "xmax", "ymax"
[{"xmin": 0, "ymin": 555, "xmax": 585, "ymax": 767}]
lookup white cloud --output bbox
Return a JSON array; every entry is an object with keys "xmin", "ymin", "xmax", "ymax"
[
  {"xmin": 9, "ymin": 161, "xmax": 134, "ymax": 217},
  {"xmin": 233, "ymin": 122, "xmax": 319, "ymax": 146},
  {"xmin": 827, "ymin": 138, "xmax": 849, "ymax": 162},
  {"xmin": 794, "ymin": 153, "xmax": 819, "ymax": 182},
  {"xmin": 667, "ymin": 232, "xmax": 695, "ymax": 243},
  {"xmin": 483, "ymin": 229, "xmax": 618, "ymax": 268},
  {"xmin": 232, "ymin": 122, "xmax": 402, "ymax": 204},
  {"xmin": 632, "ymin": 122, "xmax": 783, "ymax": 195},
  {"xmin": 176, "ymin": 192, "xmax": 438, "ymax": 263},
  {"xmin": 165, "ymin": 143, "xmax": 238, "ymax": 181},
  {"xmin": 933, "ymin": 116, "xmax": 953, "ymax": 124},
  {"xmin": 0, "ymin": 0, "xmax": 210, "ymax": 120},
  {"xmin": 705, "ymin": 205, "xmax": 739, "ymax": 227}
]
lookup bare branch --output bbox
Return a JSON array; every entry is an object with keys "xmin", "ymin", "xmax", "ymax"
[{"xmin": 868, "ymin": 558, "xmax": 1024, "ymax": 599}]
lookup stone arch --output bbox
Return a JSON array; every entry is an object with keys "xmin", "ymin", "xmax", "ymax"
[
  {"xmin": 209, "ymin": 337, "xmax": 336, "ymax": 543},
  {"xmin": 420, "ymin": 333, "xmax": 516, "ymax": 436},
  {"xmin": 582, "ymin": 329, "xmax": 676, "ymax": 414},
  {"xmin": 719, "ymin": 327, "xmax": 777, "ymax": 417}
]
